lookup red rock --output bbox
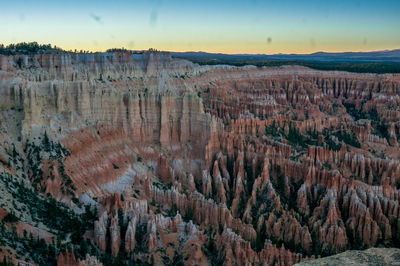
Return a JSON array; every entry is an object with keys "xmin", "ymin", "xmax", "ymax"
[{"xmin": 2, "ymin": 50, "xmax": 400, "ymax": 265}]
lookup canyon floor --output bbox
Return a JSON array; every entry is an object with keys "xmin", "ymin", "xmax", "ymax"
[{"xmin": 0, "ymin": 51, "xmax": 400, "ymax": 265}]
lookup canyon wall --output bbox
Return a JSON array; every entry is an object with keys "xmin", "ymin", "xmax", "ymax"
[{"xmin": 0, "ymin": 51, "xmax": 399, "ymax": 265}]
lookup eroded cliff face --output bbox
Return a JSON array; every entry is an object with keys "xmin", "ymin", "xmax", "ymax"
[{"xmin": 0, "ymin": 51, "xmax": 400, "ymax": 265}]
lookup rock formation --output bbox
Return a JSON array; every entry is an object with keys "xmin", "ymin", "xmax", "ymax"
[
  {"xmin": 0, "ymin": 50, "xmax": 399, "ymax": 265},
  {"xmin": 295, "ymin": 248, "xmax": 400, "ymax": 266}
]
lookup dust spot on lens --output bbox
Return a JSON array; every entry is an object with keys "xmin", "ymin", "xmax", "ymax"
[
  {"xmin": 90, "ymin": 13, "xmax": 103, "ymax": 24},
  {"xmin": 310, "ymin": 38, "xmax": 316, "ymax": 47},
  {"xmin": 149, "ymin": 10, "xmax": 158, "ymax": 27},
  {"xmin": 128, "ymin": 41, "xmax": 135, "ymax": 49}
]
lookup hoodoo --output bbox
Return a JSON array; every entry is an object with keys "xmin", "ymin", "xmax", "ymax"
[{"xmin": 0, "ymin": 50, "xmax": 400, "ymax": 265}]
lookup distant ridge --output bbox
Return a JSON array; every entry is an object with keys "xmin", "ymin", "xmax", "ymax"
[{"xmin": 172, "ymin": 49, "xmax": 400, "ymax": 63}]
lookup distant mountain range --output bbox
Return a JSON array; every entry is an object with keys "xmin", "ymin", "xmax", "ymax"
[{"xmin": 172, "ymin": 49, "xmax": 400, "ymax": 63}]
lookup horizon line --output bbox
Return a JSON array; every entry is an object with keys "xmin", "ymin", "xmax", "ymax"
[{"xmin": 2, "ymin": 42, "xmax": 400, "ymax": 56}]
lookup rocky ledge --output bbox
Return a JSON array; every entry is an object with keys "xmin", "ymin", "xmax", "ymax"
[{"xmin": 296, "ymin": 248, "xmax": 400, "ymax": 265}]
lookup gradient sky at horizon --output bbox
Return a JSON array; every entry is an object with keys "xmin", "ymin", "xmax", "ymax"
[{"xmin": 1, "ymin": 0, "xmax": 399, "ymax": 54}]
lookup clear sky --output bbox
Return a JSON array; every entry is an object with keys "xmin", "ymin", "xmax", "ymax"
[{"xmin": 1, "ymin": 0, "xmax": 399, "ymax": 54}]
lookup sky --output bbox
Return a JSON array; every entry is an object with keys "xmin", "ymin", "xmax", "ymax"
[{"xmin": 0, "ymin": 0, "xmax": 399, "ymax": 54}]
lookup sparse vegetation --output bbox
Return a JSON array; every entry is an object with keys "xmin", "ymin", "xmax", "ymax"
[
  {"xmin": 202, "ymin": 228, "xmax": 223, "ymax": 266},
  {"xmin": 25, "ymin": 133, "xmax": 74, "ymax": 195}
]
